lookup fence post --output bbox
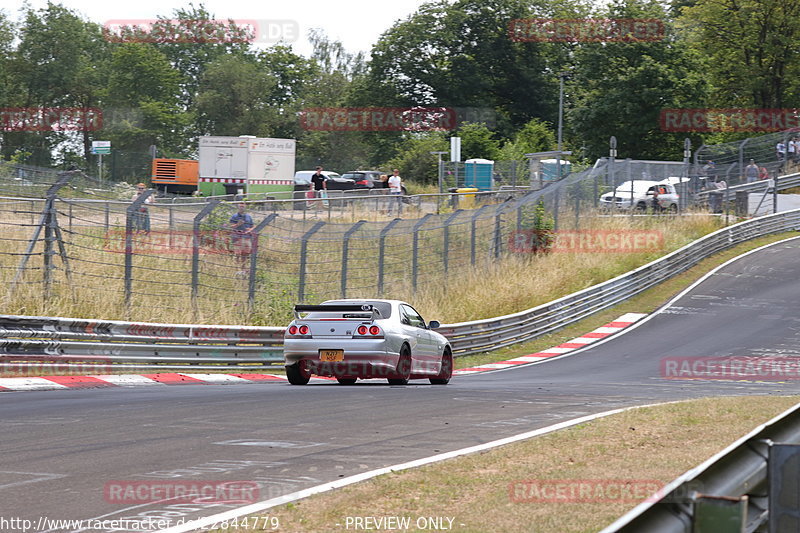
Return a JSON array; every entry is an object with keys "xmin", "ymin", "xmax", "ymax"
[
  {"xmin": 125, "ymin": 189, "xmax": 156, "ymax": 312},
  {"xmin": 10, "ymin": 172, "xmax": 72, "ymax": 296},
  {"xmin": 341, "ymin": 220, "xmax": 367, "ymax": 298},
  {"xmin": 248, "ymin": 213, "xmax": 277, "ymax": 309},
  {"xmin": 443, "ymin": 210, "xmax": 462, "ymax": 273},
  {"xmin": 412, "ymin": 214, "xmax": 434, "ymax": 292},
  {"xmin": 168, "ymin": 205, "xmax": 175, "ymax": 249},
  {"xmin": 470, "ymin": 205, "xmax": 490, "ymax": 266},
  {"xmin": 377, "ymin": 218, "xmax": 402, "ymax": 296},
  {"xmin": 190, "ymin": 199, "xmax": 220, "ymax": 309},
  {"xmin": 493, "ymin": 206, "xmax": 503, "ymax": 259},
  {"xmin": 104, "ymin": 201, "xmax": 109, "ymax": 232},
  {"xmin": 297, "ymin": 221, "xmax": 325, "ymax": 302}
]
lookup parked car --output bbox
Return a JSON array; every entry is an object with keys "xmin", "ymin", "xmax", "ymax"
[
  {"xmin": 293, "ymin": 170, "xmax": 356, "ymax": 191},
  {"xmin": 599, "ymin": 180, "xmax": 679, "ymax": 212},
  {"xmin": 341, "ymin": 170, "xmax": 410, "ymax": 195},
  {"xmin": 283, "ymin": 299, "xmax": 452, "ymax": 386}
]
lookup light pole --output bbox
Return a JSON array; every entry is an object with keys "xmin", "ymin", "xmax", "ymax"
[{"xmin": 557, "ymin": 70, "xmax": 572, "ymax": 181}]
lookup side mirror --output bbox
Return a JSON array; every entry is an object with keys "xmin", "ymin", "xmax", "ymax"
[{"xmin": 428, "ymin": 320, "xmax": 440, "ymax": 329}]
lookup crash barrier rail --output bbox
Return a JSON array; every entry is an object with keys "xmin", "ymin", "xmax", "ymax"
[
  {"xmin": 2, "ymin": 208, "xmax": 800, "ymax": 372},
  {"xmin": 0, "ymin": 315, "xmax": 286, "ymax": 371},
  {"xmin": 601, "ymin": 402, "xmax": 800, "ymax": 532},
  {"xmin": 693, "ymin": 171, "xmax": 800, "ymax": 200}
]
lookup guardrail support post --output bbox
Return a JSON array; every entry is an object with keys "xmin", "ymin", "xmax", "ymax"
[
  {"xmin": 298, "ymin": 221, "xmax": 325, "ymax": 302},
  {"xmin": 341, "ymin": 220, "xmax": 367, "ymax": 298},
  {"xmin": 377, "ymin": 218, "xmax": 402, "ymax": 296}
]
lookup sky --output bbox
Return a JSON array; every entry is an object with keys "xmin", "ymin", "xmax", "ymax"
[{"xmin": 7, "ymin": 0, "xmax": 433, "ymax": 57}]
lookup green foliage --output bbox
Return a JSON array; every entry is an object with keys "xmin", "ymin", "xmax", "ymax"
[
  {"xmin": 499, "ymin": 118, "xmax": 557, "ymax": 161},
  {"xmin": 384, "ymin": 133, "xmax": 449, "ymax": 184},
  {"xmin": 457, "ymin": 123, "xmax": 501, "ymax": 161}
]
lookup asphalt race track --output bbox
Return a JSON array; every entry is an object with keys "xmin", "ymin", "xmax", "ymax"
[{"xmin": 2, "ymin": 238, "xmax": 800, "ymax": 532}]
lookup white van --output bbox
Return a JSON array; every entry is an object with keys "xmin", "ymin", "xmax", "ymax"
[{"xmin": 599, "ymin": 180, "xmax": 679, "ymax": 211}]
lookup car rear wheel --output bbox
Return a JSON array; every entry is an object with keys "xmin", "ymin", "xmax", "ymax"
[
  {"xmin": 286, "ymin": 362, "xmax": 310, "ymax": 385},
  {"xmin": 388, "ymin": 345, "xmax": 411, "ymax": 385},
  {"xmin": 636, "ymin": 201, "xmax": 647, "ymax": 211},
  {"xmin": 336, "ymin": 377, "xmax": 357, "ymax": 385},
  {"xmin": 430, "ymin": 348, "xmax": 452, "ymax": 385},
  {"xmin": 668, "ymin": 203, "xmax": 678, "ymax": 213}
]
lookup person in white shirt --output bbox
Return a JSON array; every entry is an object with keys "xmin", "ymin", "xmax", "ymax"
[{"xmin": 387, "ymin": 168, "xmax": 403, "ymax": 215}]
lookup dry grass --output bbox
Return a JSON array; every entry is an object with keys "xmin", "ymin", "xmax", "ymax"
[
  {"xmin": 412, "ymin": 213, "xmax": 722, "ymax": 324},
  {"xmin": 0, "ymin": 203, "xmax": 722, "ymax": 326},
  {"xmin": 228, "ymin": 396, "xmax": 800, "ymax": 533}
]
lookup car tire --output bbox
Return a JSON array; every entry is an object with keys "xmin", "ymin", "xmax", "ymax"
[
  {"xmin": 388, "ymin": 345, "xmax": 411, "ymax": 385},
  {"xmin": 430, "ymin": 348, "xmax": 452, "ymax": 385},
  {"xmin": 336, "ymin": 377, "xmax": 357, "ymax": 385},
  {"xmin": 636, "ymin": 201, "xmax": 647, "ymax": 211},
  {"xmin": 286, "ymin": 362, "xmax": 310, "ymax": 385},
  {"xmin": 668, "ymin": 203, "xmax": 678, "ymax": 213}
]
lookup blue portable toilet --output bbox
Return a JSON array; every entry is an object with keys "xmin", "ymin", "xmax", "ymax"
[
  {"xmin": 464, "ymin": 158, "xmax": 494, "ymax": 190},
  {"xmin": 540, "ymin": 159, "xmax": 571, "ymax": 182}
]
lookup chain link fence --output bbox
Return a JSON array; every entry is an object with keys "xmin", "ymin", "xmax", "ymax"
[{"xmin": 4, "ymin": 130, "xmax": 798, "ymax": 326}]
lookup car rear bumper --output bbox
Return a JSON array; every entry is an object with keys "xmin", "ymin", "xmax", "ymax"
[{"xmin": 284, "ymin": 339, "xmax": 401, "ymax": 378}]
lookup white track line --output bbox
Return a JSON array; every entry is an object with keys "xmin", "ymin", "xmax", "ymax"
[{"xmin": 157, "ymin": 401, "xmax": 675, "ymax": 533}]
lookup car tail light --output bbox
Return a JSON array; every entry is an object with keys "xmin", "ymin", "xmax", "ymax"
[
  {"xmin": 357, "ymin": 325, "xmax": 368, "ymax": 335},
  {"xmin": 288, "ymin": 325, "xmax": 298, "ymax": 335},
  {"xmin": 298, "ymin": 325, "xmax": 309, "ymax": 335},
  {"xmin": 369, "ymin": 325, "xmax": 380, "ymax": 335}
]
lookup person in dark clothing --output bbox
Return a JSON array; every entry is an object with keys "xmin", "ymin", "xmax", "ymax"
[{"xmin": 310, "ymin": 166, "xmax": 327, "ymax": 209}]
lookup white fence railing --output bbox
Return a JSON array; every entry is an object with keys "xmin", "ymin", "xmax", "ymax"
[{"xmin": 2, "ymin": 209, "xmax": 800, "ymax": 370}]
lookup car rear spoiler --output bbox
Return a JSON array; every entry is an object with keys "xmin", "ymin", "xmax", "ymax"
[{"xmin": 293, "ymin": 304, "xmax": 380, "ymax": 321}]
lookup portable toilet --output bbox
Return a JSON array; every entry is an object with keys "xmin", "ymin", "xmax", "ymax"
[
  {"xmin": 464, "ymin": 158, "xmax": 494, "ymax": 190},
  {"xmin": 540, "ymin": 159, "xmax": 571, "ymax": 182}
]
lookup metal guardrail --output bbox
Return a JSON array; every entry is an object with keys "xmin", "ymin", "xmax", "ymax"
[
  {"xmin": 601, "ymin": 402, "xmax": 800, "ymax": 532},
  {"xmin": 0, "ymin": 316, "xmax": 285, "ymax": 370},
  {"xmin": 2, "ymin": 208, "xmax": 800, "ymax": 370},
  {"xmin": 438, "ymin": 208, "xmax": 800, "ymax": 355},
  {"xmin": 693, "ymin": 171, "xmax": 800, "ymax": 200}
]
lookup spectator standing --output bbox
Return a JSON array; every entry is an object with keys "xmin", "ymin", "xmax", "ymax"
[
  {"xmin": 310, "ymin": 166, "xmax": 327, "ymax": 210},
  {"xmin": 759, "ymin": 166, "xmax": 769, "ymax": 180},
  {"xmin": 776, "ymin": 141, "xmax": 786, "ymax": 162},
  {"xmin": 131, "ymin": 183, "xmax": 153, "ymax": 234},
  {"xmin": 788, "ymin": 138, "xmax": 797, "ymax": 163},
  {"xmin": 229, "ymin": 202, "xmax": 254, "ymax": 276},
  {"xmin": 745, "ymin": 159, "xmax": 759, "ymax": 183},
  {"xmin": 387, "ymin": 168, "xmax": 403, "ymax": 215}
]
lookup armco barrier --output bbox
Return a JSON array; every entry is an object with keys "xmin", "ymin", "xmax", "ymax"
[
  {"xmin": 1, "ymin": 209, "xmax": 799, "ymax": 371},
  {"xmin": 601, "ymin": 403, "xmax": 800, "ymax": 532}
]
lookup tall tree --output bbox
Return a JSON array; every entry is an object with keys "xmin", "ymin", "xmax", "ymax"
[
  {"xmin": 679, "ymin": 0, "xmax": 800, "ymax": 109},
  {"xmin": 567, "ymin": 0, "xmax": 708, "ymax": 160}
]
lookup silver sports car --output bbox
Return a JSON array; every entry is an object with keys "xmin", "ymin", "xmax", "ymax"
[{"xmin": 283, "ymin": 299, "xmax": 452, "ymax": 385}]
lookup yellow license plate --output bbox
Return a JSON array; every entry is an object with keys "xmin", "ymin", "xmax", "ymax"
[{"xmin": 319, "ymin": 349, "xmax": 344, "ymax": 362}]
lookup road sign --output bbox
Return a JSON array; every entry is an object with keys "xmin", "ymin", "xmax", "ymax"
[{"xmin": 91, "ymin": 140, "xmax": 111, "ymax": 155}]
